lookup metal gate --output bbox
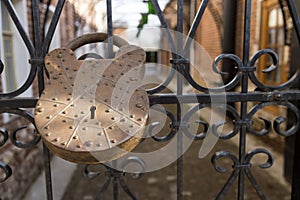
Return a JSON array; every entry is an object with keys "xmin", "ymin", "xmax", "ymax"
[{"xmin": 1, "ymin": 0, "xmax": 300, "ymax": 199}]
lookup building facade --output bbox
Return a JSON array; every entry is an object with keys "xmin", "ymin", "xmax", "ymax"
[{"xmin": 161, "ymin": 0, "xmax": 293, "ymax": 182}]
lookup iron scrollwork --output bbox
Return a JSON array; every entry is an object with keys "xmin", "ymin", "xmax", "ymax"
[
  {"xmin": 212, "ymin": 149, "xmax": 274, "ymax": 200},
  {"xmin": 0, "ymin": 162, "xmax": 12, "ymax": 183},
  {"xmin": 1, "ymin": 0, "xmax": 300, "ymax": 200},
  {"xmin": 82, "ymin": 156, "xmax": 146, "ymax": 200},
  {"xmin": 0, "ymin": 109, "xmax": 41, "ymax": 148},
  {"xmin": 249, "ymin": 49, "xmax": 300, "ymax": 91},
  {"xmin": 148, "ymin": 106, "xmax": 177, "ymax": 142},
  {"xmin": 0, "ymin": 109, "xmax": 41, "ymax": 183},
  {"xmin": 0, "ymin": 127, "xmax": 12, "ymax": 183},
  {"xmin": 247, "ymin": 101, "xmax": 300, "ymax": 137}
]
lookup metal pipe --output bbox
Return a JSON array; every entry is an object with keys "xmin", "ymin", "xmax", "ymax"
[{"xmin": 222, "ymin": 0, "xmax": 237, "ymax": 84}]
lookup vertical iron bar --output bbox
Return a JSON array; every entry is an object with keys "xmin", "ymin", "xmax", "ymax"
[
  {"xmin": 33, "ymin": 1, "xmax": 64, "ymax": 199},
  {"xmin": 175, "ymin": 1, "xmax": 184, "ymax": 94},
  {"xmin": 43, "ymin": 143, "xmax": 53, "ymax": 200},
  {"xmin": 35, "ymin": 1, "xmax": 52, "ymax": 197},
  {"xmin": 38, "ymin": 2, "xmax": 65, "ymax": 198},
  {"xmin": 238, "ymin": 0, "xmax": 252, "ymax": 199},
  {"xmin": 106, "ymin": 1, "xmax": 117, "ymax": 198},
  {"xmin": 176, "ymin": 0, "xmax": 183, "ymax": 200},
  {"xmin": 111, "ymin": 160, "xmax": 119, "ymax": 199},
  {"xmin": 242, "ymin": 0, "xmax": 251, "ymax": 66},
  {"xmin": 222, "ymin": 0, "xmax": 237, "ymax": 84},
  {"xmin": 287, "ymin": 1, "xmax": 300, "ymax": 198},
  {"xmin": 32, "ymin": 1, "xmax": 53, "ymax": 200},
  {"xmin": 39, "ymin": 43, "xmax": 53, "ymax": 200},
  {"xmin": 176, "ymin": 75, "xmax": 183, "ymax": 200},
  {"xmin": 292, "ymin": 133, "xmax": 300, "ymax": 199},
  {"xmin": 106, "ymin": 0, "xmax": 113, "ymax": 58},
  {"xmin": 113, "ymin": 176, "xmax": 118, "ymax": 200},
  {"xmin": 32, "ymin": 0, "xmax": 42, "ymax": 55}
]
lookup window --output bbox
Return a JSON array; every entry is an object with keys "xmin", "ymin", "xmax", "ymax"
[
  {"xmin": 259, "ymin": 0, "xmax": 292, "ymax": 115},
  {"xmin": 260, "ymin": 0, "xmax": 291, "ymax": 86},
  {"xmin": 0, "ymin": 0, "xmax": 31, "ymax": 96},
  {"xmin": 1, "ymin": 1, "xmax": 17, "ymax": 92}
]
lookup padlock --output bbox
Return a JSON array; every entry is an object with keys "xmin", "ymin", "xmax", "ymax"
[{"xmin": 35, "ymin": 33, "xmax": 149, "ymax": 164}]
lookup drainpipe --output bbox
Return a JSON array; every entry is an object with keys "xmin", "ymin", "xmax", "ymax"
[
  {"xmin": 222, "ymin": 0, "xmax": 237, "ymax": 117},
  {"xmin": 222, "ymin": 0, "xmax": 237, "ymax": 84}
]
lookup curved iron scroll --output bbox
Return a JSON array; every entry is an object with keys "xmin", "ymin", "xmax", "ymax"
[{"xmin": 2, "ymin": 0, "xmax": 300, "ymax": 200}]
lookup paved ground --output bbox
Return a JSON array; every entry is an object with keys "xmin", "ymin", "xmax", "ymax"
[
  {"xmin": 62, "ymin": 136, "xmax": 291, "ymax": 200},
  {"xmin": 60, "ymin": 101, "xmax": 291, "ymax": 200},
  {"xmin": 24, "ymin": 156, "xmax": 77, "ymax": 200},
  {"xmin": 24, "ymin": 117, "xmax": 291, "ymax": 200}
]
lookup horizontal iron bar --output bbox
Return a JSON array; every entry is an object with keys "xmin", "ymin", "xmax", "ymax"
[
  {"xmin": 149, "ymin": 90, "xmax": 300, "ymax": 105},
  {"xmin": 0, "ymin": 98, "xmax": 38, "ymax": 108},
  {"xmin": 1, "ymin": 91, "xmax": 299, "ymax": 109}
]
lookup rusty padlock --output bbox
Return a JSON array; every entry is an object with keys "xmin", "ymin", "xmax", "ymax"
[{"xmin": 35, "ymin": 33, "xmax": 149, "ymax": 164}]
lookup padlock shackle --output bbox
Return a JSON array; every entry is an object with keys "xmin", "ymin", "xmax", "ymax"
[{"xmin": 65, "ymin": 32, "xmax": 129, "ymax": 51}]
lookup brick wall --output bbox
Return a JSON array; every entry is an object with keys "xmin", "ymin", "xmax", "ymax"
[
  {"xmin": 235, "ymin": 0, "xmax": 259, "ymax": 58},
  {"xmin": 0, "ymin": 118, "xmax": 43, "ymax": 200},
  {"xmin": 190, "ymin": 0, "xmax": 262, "ymax": 88},
  {"xmin": 196, "ymin": 0, "xmax": 223, "ymax": 60},
  {"xmin": 59, "ymin": 1, "xmax": 76, "ymax": 47},
  {"xmin": 195, "ymin": 0, "xmax": 259, "ymax": 60}
]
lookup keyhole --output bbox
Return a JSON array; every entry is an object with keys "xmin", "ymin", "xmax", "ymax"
[{"xmin": 90, "ymin": 106, "xmax": 96, "ymax": 119}]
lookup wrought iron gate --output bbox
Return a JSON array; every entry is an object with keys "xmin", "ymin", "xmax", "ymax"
[{"xmin": 1, "ymin": 0, "xmax": 300, "ymax": 199}]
